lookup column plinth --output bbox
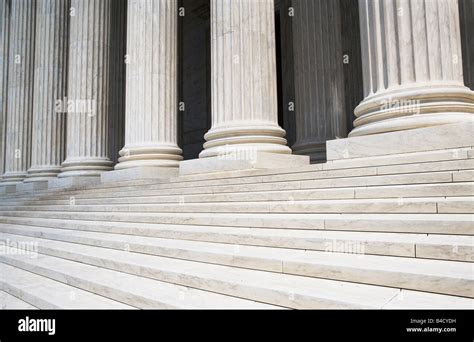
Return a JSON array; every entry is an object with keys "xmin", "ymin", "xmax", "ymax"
[
  {"xmin": 350, "ymin": 0, "xmax": 474, "ymax": 137},
  {"xmin": 115, "ymin": 0, "xmax": 182, "ymax": 171},
  {"xmin": 200, "ymin": 0, "xmax": 291, "ymax": 158}
]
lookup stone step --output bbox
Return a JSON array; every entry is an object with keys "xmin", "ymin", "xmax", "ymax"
[
  {"xmin": 2, "ymin": 182, "xmax": 472, "ymax": 207},
  {"xmin": 0, "ymin": 244, "xmax": 390, "ymax": 309},
  {"xmin": 175, "ymin": 147, "xmax": 473, "ymax": 183},
  {"xmin": 2, "ymin": 241, "xmax": 472, "ymax": 309},
  {"xmin": 0, "ymin": 289, "xmax": 37, "ymax": 309},
  {"xmin": 454, "ymin": 170, "xmax": 474, "ymax": 182},
  {"xmin": 3, "ymin": 171, "xmax": 459, "ymax": 204},
  {"xmin": 0, "ymin": 263, "xmax": 132, "ymax": 309},
  {"xmin": 0, "ymin": 222, "xmax": 472, "ymax": 262},
  {"xmin": 375, "ymin": 159, "xmax": 474, "ymax": 175},
  {"xmin": 3, "ymin": 147, "xmax": 470, "ymax": 195},
  {"xmin": 2, "ymin": 170, "xmax": 468, "ymax": 209},
  {"xmin": 438, "ymin": 198, "xmax": 474, "ymax": 213},
  {"xmin": 2, "ymin": 157, "xmax": 472, "ymax": 201},
  {"xmin": 325, "ymin": 146, "xmax": 473, "ymax": 169},
  {"xmin": 103, "ymin": 170, "xmax": 469, "ymax": 196},
  {"xmin": 0, "ymin": 247, "xmax": 279, "ymax": 310},
  {"xmin": 1, "ymin": 233, "xmax": 472, "ymax": 298},
  {"xmin": 0, "ymin": 212, "xmax": 471, "ymax": 235},
  {"xmin": 354, "ymin": 182, "xmax": 473, "ymax": 199},
  {"xmin": 382, "ymin": 290, "xmax": 474, "ymax": 309},
  {"xmin": 91, "ymin": 159, "xmax": 474, "ymax": 192},
  {"xmin": 1, "ymin": 197, "xmax": 472, "ymax": 214}
]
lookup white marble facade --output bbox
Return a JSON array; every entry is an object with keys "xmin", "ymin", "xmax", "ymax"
[{"xmin": 0, "ymin": 0, "xmax": 473, "ymax": 185}]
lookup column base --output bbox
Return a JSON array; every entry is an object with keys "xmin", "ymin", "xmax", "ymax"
[
  {"xmin": 327, "ymin": 122, "xmax": 474, "ymax": 161},
  {"xmin": 351, "ymin": 84, "xmax": 474, "ymax": 137},
  {"xmin": 116, "ymin": 144, "xmax": 183, "ymax": 169},
  {"xmin": 25, "ymin": 166, "xmax": 61, "ymax": 183},
  {"xmin": 199, "ymin": 123, "xmax": 292, "ymax": 158},
  {"xmin": 1, "ymin": 172, "xmax": 27, "ymax": 185},
  {"xmin": 58, "ymin": 157, "xmax": 114, "ymax": 178},
  {"xmin": 180, "ymin": 152, "xmax": 309, "ymax": 175},
  {"xmin": 101, "ymin": 167, "xmax": 178, "ymax": 184},
  {"xmin": 48, "ymin": 176, "xmax": 101, "ymax": 190}
]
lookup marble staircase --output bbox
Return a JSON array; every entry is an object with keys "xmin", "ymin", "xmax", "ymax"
[{"xmin": 0, "ymin": 146, "xmax": 473, "ymax": 309}]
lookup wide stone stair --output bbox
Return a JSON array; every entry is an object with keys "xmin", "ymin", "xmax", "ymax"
[{"xmin": 0, "ymin": 146, "xmax": 473, "ymax": 309}]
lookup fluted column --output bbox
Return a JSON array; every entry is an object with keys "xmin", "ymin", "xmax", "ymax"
[
  {"xmin": 0, "ymin": 0, "xmax": 9, "ymax": 177},
  {"xmin": 25, "ymin": 0, "xmax": 69, "ymax": 183},
  {"xmin": 2, "ymin": 0, "xmax": 36, "ymax": 184},
  {"xmin": 351, "ymin": 0, "xmax": 474, "ymax": 137},
  {"xmin": 59, "ymin": 0, "xmax": 126, "ymax": 178},
  {"xmin": 200, "ymin": 0, "xmax": 291, "ymax": 158},
  {"xmin": 292, "ymin": 0, "xmax": 346, "ymax": 162},
  {"xmin": 115, "ymin": 0, "xmax": 182, "ymax": 170}
]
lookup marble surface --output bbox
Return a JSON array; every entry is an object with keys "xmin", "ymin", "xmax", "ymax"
[
  {"xmin": 352, "ymin": 0, "xmax": 474, "ymax": 136},
  {"xmin": 26, "ymin": 0, "xmax": 68, "ymax": 182},
  {"xmin": 116, "ymin": 0, "xmax": 182, "ymax": 170},
  {"xmin": 0, "ymin": 240, "xmax": 400, "ymax": 309},
  {"xmin": 0, "ymin": 245, "xmax": 278, "ymax": 309},
  {"xmin": 2, "ymin": 232, "xmax": 473, "ymax": 308},
  {"xmin": 2, "ymin": 0, "xmax": 36, "ymax": 184},
  {"xmin": 15, "ymin": 181, "xmax": 48, "ymax": 193},
  {"xmin": 200, "ymin": 0, "xmax": 291, "ymax": 158},
  {"xmin": 0, "ymin": 263, "xmax": 131, "ymax": 309},
  {"xmin": 180, "ymin": 152, "xmax": 309, "ymax": 175},
  {"xmin": 60, "ymin": 0, "xmax": 126, "ymax": 178},
  {"xmin": 0, "ymin": 289, "xmax": 37, "ymax": 310},
  {"xmin": 328, "ymin": 122, "xmax": 474, "ymax": 160},
  {"xmin": 48, "ymin": 176, "xmax": 100, "ymax": 190},
  {"xmin": 101, "ymin": 167, "xmax": 178, "ymax": 184},
  {"xmin": 0, "ymin": 133, "xmax": 472, "ymax": 309}
]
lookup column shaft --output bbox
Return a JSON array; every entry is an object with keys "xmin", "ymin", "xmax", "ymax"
[
  {"xmin": 3, "ymin": 0, "xmax": 36, "ymax": 184},
  {"xmin": 351, "ymin": 0, "xmax": 474, "ymax": 137},
  {"xmin": 0, "ymin": 0, "xmax": 9, "ymax": 177},
  {"xmin": 200, "ymin": 0, "xmax": 291, "ymax": 158},
  {"xmin": 60, "ymin": 0, "xmax": 126, "ymax": 178},
  {"xmin": 292, "ymin": 0, "xmax": 346, "ymax": 162},
  {"xmin": 116, "ymin": 0, "xmax": 182, "ymax": 170},
  {"xmin": 26, "ymin": 0, "xmax": 69, "ymax": 182}
]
